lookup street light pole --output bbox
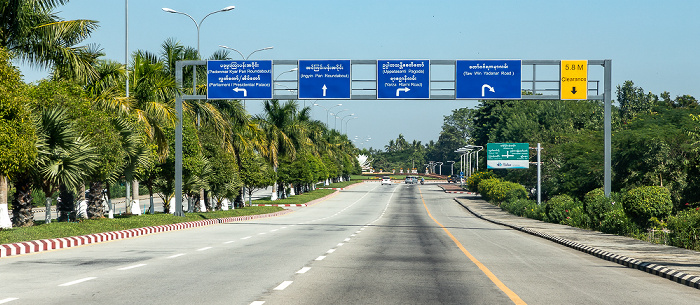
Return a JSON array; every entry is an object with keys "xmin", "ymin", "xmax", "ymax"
[
  {"xmin": 219, "ymin": 45, "xmax": 274, "ymax": 60},
  {"xmin": 314, "ymin": 103, "xmax": 342, "ymax": 128}
]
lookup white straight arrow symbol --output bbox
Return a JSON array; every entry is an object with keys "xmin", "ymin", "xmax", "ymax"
[
  {"xmin": 396, "ymin": 87, "xmax": 410, "ymax": 96},
  {"xmin": 233, "ymin": 87, "xmax": 247, "ymax": 97},
  {"xmin": 322, "ymin": 84, "xmax": 327, "ymax": 97},
  {"xmin": 482, "ymin": 84, "xmax": 495, "ymax": 97}
]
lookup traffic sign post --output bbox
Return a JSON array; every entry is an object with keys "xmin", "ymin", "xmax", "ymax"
[
  {"xmin": 487, "ymin": 143, "xmax": 529, "ymax": 169},
  {"xmin": 298, "ymin": 60, "xmax": 351, "ymax": 99},
  {"xmin": 560, "ymin": 60, "xmax": 588, "ymax": 100},
  {"xmin": 206, "ymin": 60, "xmax": 273, "ymax": 99},
  {"xmin": 456, "ymin": 60, "xmax": 521, "ymax": 99},
  {"xmin": 377, "ymin": 60, "xmax": 430, "ymax": 99}
]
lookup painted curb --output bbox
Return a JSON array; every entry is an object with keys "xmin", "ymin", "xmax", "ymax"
[
  {"xmin": 454, "ymin": 198, "xmax": 700, "ymax": 290},
  {"xmin": 0, "ymin": 210, "xmax": 292, "ymax": 259}
]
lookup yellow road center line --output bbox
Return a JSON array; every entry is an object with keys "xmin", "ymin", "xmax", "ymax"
[{"xmin": 419, "ymin": 188, "xmax": 527, "ymax": 305}]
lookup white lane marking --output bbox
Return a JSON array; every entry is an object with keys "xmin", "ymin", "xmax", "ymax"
[
  {"xmin": 258, "ymin": 232, "xmax": 266, "ymax": 235},
  {"xmin": 337, "ymin": 243, "xmax": 344, "ymax": 247},
  {"xmin": 167, "ymin": 253, "xmax": 185, "ymax": 259},
  {"xmin": 241, "ymin": 236, "xmax": 252, "ymax": 240},
  {"xmin": 59, "ymin": 277, "xmax": 97, "ymax": 287},
  {"xmin": 355, "ymin": 231, "xmax": 362, "ymax": 234},
  {"xmin": 274, "ymin": 281, "xmax": 294, "ymax": 291},
  {"xmin": 297, "ymin": 267, "xmax": 311, "ymax": 274},
  {"xmin": 351, "ymin": 234, "xmax": 356, "ymax": 237},
  {"xmin": 197, "ymin": 247, "xmax": 212, "ymax": 251},
  {"xmin": 315, "ymin": 256, "xmax": 326, "ymax": 261},
  {"xmin": 117, "ymin": 264, "xmax": 146, "ymax": 271},
  {"xmin": 326, "ymin": 249, "xmax": 336, "ymax": 254},
  {"xmin": 270, "ymin": 229, "xmax": 279, "ymax": 232},
  {"xmin": 250, "ymin": 301, "xmax": 265, "ymax": 305},
  {"xmin": 281, "ymin": 227, "xmax": 288, "ymax": 229},
  {"xmin": 0, "ymin": 298, "xmax": 19, "ymax": 304},
  {"xmin": 224, "ymin": 241, "xmax": 235, "ymax": 244},
  {"xmin": 344, "ymin": 238, "xmax": 351, "ymax": 242}
]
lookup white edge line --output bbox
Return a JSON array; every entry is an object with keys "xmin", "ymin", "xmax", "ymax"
[
  {"xmin": 315, "ymin": 256, "xmax": 326, "ymax": 261},
  {"xmin": 242, "ymin": 236, "xmax": 252, "ymax": 240},
  {"xmin": 224, "ymin": 241, "xmax": 235, "ymax": 244},
  {"xmin": 274, "ymin": 281, "xmax": 294, "ymax": 290},
  {"xmin": 250, "ymin": 301, "xmax": 266, "ymax": 305},
  {"xmin": 0, "ymin": 298, "xmax": 19, "ymax": 304},
  {"xmin": 167, "ymin": 253, "xmax": 185, "ymax": 259},
  {"xmin": 326, "ymin": 249, "xmax": 336, "ymax": 254},
  {"xmin": 59, "ymin": 277, "xmax": 97, "ymax": 287},
  {"xmin": 297, "ymin": 267, "xmax": 312, "ymax": 274},
  {"xmin": 117, "ymin": 263, "xmax": 147, "ymax": 271},
  {"xmin": 197, "ymin": 247, "xmax": 213, "ymax": 251},
  {"xmin": 337, "ymin": 243, "xmax": 344, "ymax": 247}
]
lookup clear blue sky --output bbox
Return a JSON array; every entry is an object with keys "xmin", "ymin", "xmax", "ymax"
[{"xmin": 16, "ymin": 0, "xmax": 700, "ymax": 151}]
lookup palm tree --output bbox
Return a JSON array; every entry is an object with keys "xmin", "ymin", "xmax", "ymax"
[
  {"xmin": 256, "ymin": 100, "xmax": 312, "ymax": 200},
  {"xmin": 34, "ymin": 107, "xmax": 97, "ymax": 222},
  {"xmin": 0, "ymin": 0, "xmax": 100, "ymax": 82}
]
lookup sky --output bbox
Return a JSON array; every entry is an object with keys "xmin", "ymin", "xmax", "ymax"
[{"xmin": 16, "ymin": 0, "xmax": 700, "ymax": 151}]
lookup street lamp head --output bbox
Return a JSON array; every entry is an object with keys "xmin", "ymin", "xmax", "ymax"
[
  {"xmin": 221, "ymin": 5, "xmax": 236, "ymax": 12},
  {"xmin": 262, "ymin": 46, "xmax": 274, "ymax": 51},
  {"xmin": 162, "ymin": 7, "xmax": 178, "ymax": 13}
]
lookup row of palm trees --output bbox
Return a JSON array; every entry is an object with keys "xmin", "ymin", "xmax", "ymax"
[{"xmin": 0, "ymin": 1, "xmax": 360, "ymax": 229}]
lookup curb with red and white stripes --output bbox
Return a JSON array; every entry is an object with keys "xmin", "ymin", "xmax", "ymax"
[{"xmin": 0, "ymin": 210, "xmax": 292, "ymax": 259}]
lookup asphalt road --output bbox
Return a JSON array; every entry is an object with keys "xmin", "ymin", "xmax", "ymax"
[{"xmin": 2, "ymin": 183, "xmax": 699, "ymax": 304}]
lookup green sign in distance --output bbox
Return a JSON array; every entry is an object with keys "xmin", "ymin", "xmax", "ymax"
[{"xmin": 487, "ymin": 143, "xmax": 529, "ymax": 169}]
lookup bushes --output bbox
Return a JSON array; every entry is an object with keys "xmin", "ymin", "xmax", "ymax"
[
  {"xmin": 599, "ymin": 209, "xmax": 637, "ymax": 235},
  {"xmin": 622, "ymin": 186, "xmax": 673, "ymax": 227},
  {"xmin": 467, "ymin": 171, "xmax": 495, "ymax": 192},
  {"xmin": 584, "ymin": 188, "xmax": 618, "ymax": 230},
  {"xmin": 477, "ymin": 178, "xmax": 527, "ymax": 204},
  {"xmin": 542, "ymin": 194, "xmax": 588, "ymax": 227},
  {"xmin": 666, "ymin": 209, "xmax": 700, "ymax": 251}
]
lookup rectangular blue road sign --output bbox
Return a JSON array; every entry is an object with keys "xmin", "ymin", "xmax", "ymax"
[
  {"xmin": 456, "ymin": 60, "xmax": 521, "ymax": 99},
  {"xmin": 377, "ymin": 60, "xmax": 430, "ymax": 99},
  {"xmin": 298, "ymin": 60, "xmax": 351, "ymax": 99},
  {"xmin": 207, "ymin": 60, "xmax": 273, "ymax": 99}
]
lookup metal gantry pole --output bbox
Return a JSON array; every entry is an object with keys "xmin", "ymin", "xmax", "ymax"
[{"xmin": 604, "ymin": 59, "xmax": 612, "ymax": 197}]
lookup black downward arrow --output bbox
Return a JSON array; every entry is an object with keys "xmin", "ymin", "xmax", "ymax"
[{"xmin": 571, "ymin": 87, "xmax": 578, "ymax": 94}]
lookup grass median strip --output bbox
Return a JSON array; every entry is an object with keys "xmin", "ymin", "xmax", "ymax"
[{"xmin": 0, "ymin": 206, "xmax": 283, "ymax": 245}]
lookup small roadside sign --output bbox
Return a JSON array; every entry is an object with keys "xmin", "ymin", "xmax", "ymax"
[{"xmin": 560, "ymin": 60, "xmax": 588, "ymax": 100}]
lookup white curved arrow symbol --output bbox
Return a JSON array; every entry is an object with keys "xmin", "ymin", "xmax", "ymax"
[
  {"xmin": 396, "ymin": 87, "xmax": 410, "ymax": 97},
  {"xmin": 482, "ymin": 84, "xmax": 494, "ymax": 97},
  {"xmin": 233, "ymin": 87, "xmax": 247, "ymax": 97}
]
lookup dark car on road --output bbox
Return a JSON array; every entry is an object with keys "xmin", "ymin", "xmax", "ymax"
[{"xmin": 447, "ymin": 175, "xmax": 461, "ymax": 183}]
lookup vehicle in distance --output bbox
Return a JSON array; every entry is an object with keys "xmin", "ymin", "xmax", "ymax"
[
  {"xmin": 405, "ymin": 176, "xmax": 418, "ymax": 184},
  {"xmin": 381, "ymin": 176, "xmax": 392, "ymax": 185},
  {"xmin": 447, "ymin": 175, "xmax": 461, "ymax": 183}
]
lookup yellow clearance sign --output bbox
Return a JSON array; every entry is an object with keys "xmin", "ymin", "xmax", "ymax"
[{"xmin": 560, "ymin": 60, "xmax": 588, "ymax": 100}]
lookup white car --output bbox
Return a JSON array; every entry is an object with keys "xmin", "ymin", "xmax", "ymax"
[{"xmin": 381, "ymin": 176, "xmax": 392, "ymax": 185}]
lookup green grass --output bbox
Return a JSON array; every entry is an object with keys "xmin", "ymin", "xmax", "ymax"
[
  {"xmin": 251, "ymin": 189, "xmax": 336, "ymax": 205},
  {"xmin": 0, "ymin": 206, "xmax": 284, "ymax": 245},
  {"xmin": 320, "ymin": 180, "xmax": 364, "ymax": 189}
]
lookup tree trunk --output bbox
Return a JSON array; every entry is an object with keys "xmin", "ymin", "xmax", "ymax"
[
  {"xmin": 44, "ymin": 197, "xmax": 53, "ymax": 223},
  {"xmin": 199, "ymin": 188, "xmax": 206, "ymax": 212},
  {"xmin": 105, "ymin": 182, "xmax": 114, "ymax": 219},
  {"xmin": 131, "ymin": 180, "xmax": 142, "ymax": 215},
  {"xmin": 58, "ymin": 184, "xmax": 74, "ymax": 222},
  {"xmin": 86, "ymin": 181, "xmax": 104, "ymax": 219},
  {"xmin": 271, "ymin": 166, "xmax": 278, "ymax": 201},
  {"xmin": 0, "ymin": 175, "xmax": 10, "ymax": 229},
  {"xmin": 12, "ymin": 172, "xmax": 34, "ymax": 227}
]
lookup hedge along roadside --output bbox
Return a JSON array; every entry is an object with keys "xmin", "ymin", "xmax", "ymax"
[{"xmin": 476, "ymin": 178, "xmax": 700, "ymax": 252}]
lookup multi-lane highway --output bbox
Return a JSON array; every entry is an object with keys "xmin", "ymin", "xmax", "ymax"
[{"xmin": 1, "ymin": 183, "xmax": 699, "ymax": 304}]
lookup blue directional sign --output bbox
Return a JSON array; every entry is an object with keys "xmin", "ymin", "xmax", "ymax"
[
  {"xmin": 377, "ymin": 60, "xmax": 430, "ymax": 99},
  {"xmin": 298, "ymin": 60, "xmax": 351, "ymax": 99},
  {"xmin": 455, "ymin": 60, "xmax": 521, "ymax": 99},
  {"xmin": 207, "ymin": 60, "xmax": 273, "ymax": 99}
]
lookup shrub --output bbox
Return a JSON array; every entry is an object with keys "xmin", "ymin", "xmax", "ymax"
[
  {"xmin": 501, "ymin": 198, "xmax": 544, "ymax": 220},
  {"xmin": 600, "ymin": 209, "xmax": 637, "ymax": 236},
  {"xmin": 478, "ymin": 178, "xmax": 527, "ymax": 204},
  {"xmin": 622, "ymin": 186, "xmax": 673, "ymax": 227},
  {"xmin": 666, "ymin": 209, "xmax": 700, "ymax": 251},
  {"xmin": 467, "ymin": 171, "xmax": 495, "ymax": 192},
  {"xmin": 584, "ymin": 188, "xmax": 617, "ymax": 230},
  {"xmin": 543, "ymin": 194, "xmax": 588, "ymax": 227}
]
